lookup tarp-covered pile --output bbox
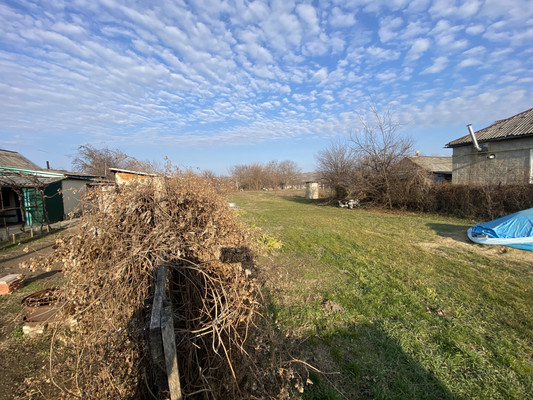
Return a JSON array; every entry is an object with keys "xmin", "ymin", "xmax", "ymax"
[{"xmin": 467, "ymin": 208, "xmax": 533, "ymax": 251}]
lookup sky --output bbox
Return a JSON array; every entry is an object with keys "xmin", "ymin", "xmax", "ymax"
[{"xmin": 0, "ymin": 0, "xmax": 532, "ymax": 174}]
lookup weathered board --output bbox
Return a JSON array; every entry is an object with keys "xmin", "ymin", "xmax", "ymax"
[{"xmin": 150, "ymin": 263, "xmax": 183, "ymax": 400}]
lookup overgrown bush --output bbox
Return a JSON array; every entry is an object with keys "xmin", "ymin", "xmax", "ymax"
[{"xmin": 387, "ymin": 179, "xmax": 533, "ymax": 219}]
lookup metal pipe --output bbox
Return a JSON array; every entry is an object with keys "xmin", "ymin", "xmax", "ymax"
[{"xmin": 467, "ymin": 124, "xmax": 482, "ymax": 151}]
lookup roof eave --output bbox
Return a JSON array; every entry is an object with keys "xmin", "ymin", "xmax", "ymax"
[{"xmin": 447, "ymin": 132, "xmax": 533, "ymax": 148}]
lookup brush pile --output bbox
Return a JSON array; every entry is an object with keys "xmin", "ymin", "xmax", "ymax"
[{"xmin": 29, "ymin": 172, "xmax": 293, "ymax": 399}]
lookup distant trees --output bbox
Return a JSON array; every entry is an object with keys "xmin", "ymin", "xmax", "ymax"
[
  {"xmin": 316, "ymin": 105, "xmax": 413, "ymax": 208},
  {"xmin": 230, "ymin": 160, "xmax": 302, "ymax": 190},
  {"xmin": 72, "ymin": 144, "xmax": 160, "ymax": 180}
]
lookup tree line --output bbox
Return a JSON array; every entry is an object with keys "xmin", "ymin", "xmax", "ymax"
[{"xmin": 229, "ymin": 160, "xmax": 301, "ymax": 190}]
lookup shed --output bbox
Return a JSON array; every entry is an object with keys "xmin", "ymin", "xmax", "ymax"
[
  {"xmin": 0, "ymin": 149, "xmax": 99, "ymax": 226},
  {"xmin": 109, "ymin": 168, "xmax": 159, "ymax": 185}
]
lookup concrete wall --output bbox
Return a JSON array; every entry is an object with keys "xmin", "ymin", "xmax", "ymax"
[
  {"xmin": 452, "ymin": 137, "xmax": 533, "ymax": 185},
  {"xmin": 305, "ymin": 182, "xmax": 319, "ymax": 199}
]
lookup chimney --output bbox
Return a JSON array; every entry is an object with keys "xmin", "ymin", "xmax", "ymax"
[
  {"xmin": 46, "ymin": 161, "xmax": 50, "ymax": 169},
  {"xmin": 467, "ymin": 124, "xmax": 482, "ymax": 151}
]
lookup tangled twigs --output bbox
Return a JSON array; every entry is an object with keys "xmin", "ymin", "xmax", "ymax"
[{"xmin": 26, "ymin": 172, "xmax": 296, "ymax": 399}]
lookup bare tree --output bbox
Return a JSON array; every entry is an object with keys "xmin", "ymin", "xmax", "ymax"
[
  {"xmin": 72, "ymin": 145, "xmax": 132, "ymax": 179},
  {"xmin": 277, "ymin": 160, "xmax": 301, "ymax": 189},
  {"xmin": 349, "ymin": 105, "xmax": 412, "ymax": 208},
  {"xmin": 316, "ymin": 140, "xmax": 358, "ymax": 198},
  {"xmin": 72, "ymin": 144, "xmax": 161, "ymax": 180}
]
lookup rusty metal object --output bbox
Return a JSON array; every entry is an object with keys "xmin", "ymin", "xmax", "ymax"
[{"xmin": 22, "ymin": 288, "xmax": 61, "ymax": 323}]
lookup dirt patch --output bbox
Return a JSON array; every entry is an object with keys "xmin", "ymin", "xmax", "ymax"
[
  {"xmin": 417, "ymin": 235, "xmax": 533, "ymax": 263},
  {"xmin": 0, "ymin": 228, "xmax": 73, "ymax": 279},
  {"xmin": 0, "ymin": 228, "xmax": 73, "ymax": 400}
]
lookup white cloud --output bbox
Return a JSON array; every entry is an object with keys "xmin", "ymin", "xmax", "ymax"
[
  {"xmin": 458, "ymin": 0, "xmax": 482, "ymax": 18},
  {"xmin": 329, "ymin": 7, "xmax": 357, "ymax": 28},
  {"xmin": 398, "ymin": 20, "xmax": 430, "ymax": 40},
  {"xmin": 466, "ymin": 25, "xmax": 485, "ymax": 35},
  {"xmin": 457, "ymin": 57, "xmax": 482, "ymax": 69},
  {"xmin": 462, "ymin": 46, "xmax": 486, "ymax": 57},
  {"xmin": 378, "ymin": 16, "xmax": 403, "ymax": 42},
  {"xmin": 366, "ymin": 46, "xmax": 401, "ymax": 61},
  {"xmin": 296, "ymin": 4, "xmax": 320, "ymax": 34},
  {"xmin": 405, "ymin": 37, "xmax": 431, "ymax": 61},
  {"xmin": 406, "ymin": 0, "xmax": 430, "ymax": 13},
  {"xmin": 311, "ymin": 67, "xmax": 328, "ymax": 82},
  {"xmin": 422, "ymin": 56, "xmax": 448, "ymax": 74},
  {"xmin": 376, "ymin": 70, "xmax": 397, "ymax": 81}
]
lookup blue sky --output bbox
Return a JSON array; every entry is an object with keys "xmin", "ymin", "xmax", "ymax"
[{"xmin": 0, "ymin": 0, "xmax": 532, "ymax": 174}]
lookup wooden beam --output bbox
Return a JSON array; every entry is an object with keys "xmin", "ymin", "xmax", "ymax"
[
  {"xmin": 150, "ymin": 262, "xmax": 183, "ymax": 400},
  {"xmin": 150, "ymin": 264, "xmax": 166, "ymax": 364},
  {"xmin": 162, "ymin": 303, "xmax": 182, "ymax": 400}
]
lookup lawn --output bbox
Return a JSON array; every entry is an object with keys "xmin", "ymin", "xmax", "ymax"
[{"xmin": 231, "ymin": 190, "xmax": 532, "ymax": 400}]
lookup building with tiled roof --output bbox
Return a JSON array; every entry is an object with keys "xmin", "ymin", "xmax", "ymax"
[{"xmin": 445, "ymin": 108, "xmax": 533, "ymax": 185}]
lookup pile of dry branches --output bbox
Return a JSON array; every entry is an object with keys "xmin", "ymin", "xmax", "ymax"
[{"xmin": 29, "ymin": 172, "xmax": 294, "ymax": 399}]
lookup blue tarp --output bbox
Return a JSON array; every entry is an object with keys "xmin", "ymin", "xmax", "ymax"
[{"xmin": 467, "ymin": 208, "xmax": 533, "ymax": 251}]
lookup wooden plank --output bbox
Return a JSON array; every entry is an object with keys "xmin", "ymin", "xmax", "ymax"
[
  {"xmin": 149, "ymin": 264, "xmax": 166, "ymax": 364},
  {"xmin": 161, "ymin": 303, "xmax": 183, "ymax": 400}
]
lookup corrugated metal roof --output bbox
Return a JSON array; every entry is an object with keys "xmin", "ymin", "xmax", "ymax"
[
  {"xmin": 406, "ymin": 156, "xmax": 452, "ymax": 173},
  {"xmin": 0, "ymin": 149, "xmax": 42, "ymax": 170},
  {"xmin": 446, "ymin": 107, "xmax": 533, "ymax": 147},
  {"xmin": 0, "ymin": 173, "xmax": 63, "ymax": 187}
]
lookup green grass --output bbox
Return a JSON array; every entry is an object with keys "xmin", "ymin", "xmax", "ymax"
[{"xmin": 231, "ymin": 190, "xmax": 533, "ymax": 399}]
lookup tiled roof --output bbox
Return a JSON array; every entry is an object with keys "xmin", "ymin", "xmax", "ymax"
[
  {"xmin": 405, "ymin": 156, "xmax": 452, "ymax": 173},
  {"xmin": 446, "ymin": 107, "xmax": 533, "ymax": 147},
  {"xmin": 0, "ymin": 149, "xmax": 41, "ymax": 170}
]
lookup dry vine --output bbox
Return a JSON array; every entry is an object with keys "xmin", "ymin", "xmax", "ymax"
[{"xmin": 23, "ymin": 171, "xmax": 299, "ymax": 399}]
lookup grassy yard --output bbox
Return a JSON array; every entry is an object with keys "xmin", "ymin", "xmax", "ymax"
[{"xmin": 231, "ymin": 190, "xmax": 532, "ymax": 400}]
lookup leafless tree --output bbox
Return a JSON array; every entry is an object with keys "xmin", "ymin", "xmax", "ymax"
[
  {"xmin": 315, "ymin": 140, "xmax": 358, "ymax": 198},
  {"xmin": 349, "ymin": 105, "xmax": 412, "ymax": 208},
  {"xmin": 275, "ymin": 160, "xmax": 301, "ymax": 189},
  {"xmin": 72, "ymin": 144, "xmax": 161, "ymax": 180}
]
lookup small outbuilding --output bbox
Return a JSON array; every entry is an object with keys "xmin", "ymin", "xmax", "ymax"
[
  {"xmin": 0, "ymin": 149, "xmax": 99, "ymax": 227},
  {"xmin": 397, "ymin": 155, "xmax": 452, "ymax": 183}
]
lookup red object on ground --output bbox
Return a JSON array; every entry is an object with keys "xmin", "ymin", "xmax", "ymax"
[{"xmin": 0, "ymin": 274, "xmax": 24, "ymax": 295}]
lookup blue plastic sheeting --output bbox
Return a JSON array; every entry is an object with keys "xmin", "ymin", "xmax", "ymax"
[{"xmin": 467, "ymin": 208, "xmax": 533, "ymax": 252}]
